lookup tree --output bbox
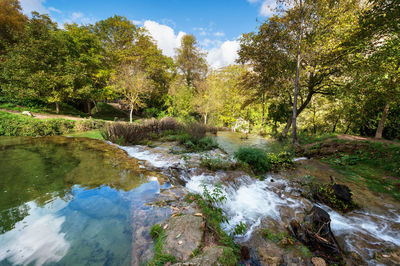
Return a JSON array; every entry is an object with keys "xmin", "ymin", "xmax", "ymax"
[
  {"xmin": 175, "ymin": 34, "xmax": 208, "ymax": 89},
  {"xmin": 64, "ymin": 23, "xmax": 107, "ymax": 115},
  {"xmin": 238, "ymin": 0, "xmax": 362, "ymax": 139},
  {"xmin": 0, "ymin": 0, "xmax": 27, "ymax": 56},
  {"xmin": 112, "ymin": 64, "xmax": 153, "ymax": 122},
  {"xmin": 1, "ymin": 13, "xmax": 74, "ymax": 113},
  {"xmin": 347, "ymin": 0, "xmax": 400, "ymax": 138}
]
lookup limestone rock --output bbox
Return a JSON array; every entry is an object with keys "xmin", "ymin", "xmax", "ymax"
[
  {"xmin": 22, "ymin": 111, "xmax": 33, "ymax": 117},
  {"xmin": 163, "ymin": 214, "xmax": 204, "ymax": 261},
  {"xmin": 311, "ymin": 257, "xmax": 327, "ymax": 266}
]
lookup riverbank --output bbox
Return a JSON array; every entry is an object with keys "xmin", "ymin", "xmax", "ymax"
[{"xmin": 113, "ymin": 134, "xmax": 400, "ymax": 265}]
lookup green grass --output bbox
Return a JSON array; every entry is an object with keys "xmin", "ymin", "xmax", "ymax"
[
  {"xmin": 0, "ymin": 97, "xmax": 86, "ymax": 117},
  {"xmin": 319, "ymin": 141, "xmax": 400, "ymax": 200},
  {"xmin": 65, "ymin": 130, "xmax": 104, "ymax": 140},
  {"xmin": 91, "ymin": 102, "xmax": 129, "ymax": 121},
  {"xmin": 0, "ymin": 111, "xmax": 106, "ymax": 137},
  {"xmin": 148, "ymin": 224, "xmax": 176, "ymax": 266}
]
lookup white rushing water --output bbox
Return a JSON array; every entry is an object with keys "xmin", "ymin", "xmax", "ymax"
[{"xmin": 122, "ymin": 144, "xmax": 400, "ymax": 263}]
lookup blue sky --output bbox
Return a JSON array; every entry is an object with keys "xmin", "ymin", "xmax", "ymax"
[{"xmin": 19, "ymin": 0, "xmax": 277, "ymax": 68}]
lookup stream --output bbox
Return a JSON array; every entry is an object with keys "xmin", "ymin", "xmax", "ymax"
[{"xmin": 1, "ymin": 134, "xmax": 399, "ymax": 265}]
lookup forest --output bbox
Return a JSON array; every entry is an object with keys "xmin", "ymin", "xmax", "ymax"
[{"xmin": 0, "ymin": 0, "xmax": 399, "ymax": 143}]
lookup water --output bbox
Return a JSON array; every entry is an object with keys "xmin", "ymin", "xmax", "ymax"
[
  {"xmin": 120, "ymin": 132, "xmax": 400, "ymax": 264},
  {"xmin": 0, "ymin": 136, "xmax": 169, "ymax": 266},
  {"xmin": 212, "ymin": 131, "xmax": 270, "ymax": 155}
]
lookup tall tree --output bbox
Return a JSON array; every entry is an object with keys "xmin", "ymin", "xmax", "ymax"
[
  {"xmin": 0, "ymin": 0, "xmax": 27, "ymax": 56},
  {"xmin": 1, "ymin": 13, "xmax": 73, "ymax": 113},
  {"xmin": 112, "ymin": 64, "xmax": 153, "ymax": 123},
  {"xmin": 175, "ymin": 34, "xmax": 208, "ymax": 89}
]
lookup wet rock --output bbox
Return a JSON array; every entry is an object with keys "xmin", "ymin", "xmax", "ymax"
[
  {"xmin": 240, "ymin": 245, "xmax": 251, "ymax": 261},
  {"xmin": 162, "ymin": 214, "xmax": 204, "ymax": 261},
  {"xmin": 172, "ymin": 246, "xmax": 233, "ymax": 266},
  {"xmin": 257, "ymin": 247, "xmax": 282, "ymax": 266},
  {"xmin": 311, "ymin": 257, "xmax": 326, "ymax": 266},
  {"xmin": 290, "ymin": 206, "xmax": 343, "ymax": 265}
]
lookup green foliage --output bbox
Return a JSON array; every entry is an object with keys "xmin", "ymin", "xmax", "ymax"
[
  {"xmin": 149, "ymin": 224, "xmax": 163, "ymax": 239},
  {"xmin": 217, "ymin": 247, "xmax": 238, "ymax": 266},
  {"xmin": 310, "ymin": 183, "xmax": 358, "ymax": 212},
  {"xmin": 0, "ymin": 111, "xmax": 74, "ymax": 136},
  {"xmin": 148, "ymin": 224, "xmax": 176, "ymax": 266},
  {"xmin": 234, "ymin": 147, "xmax": 271, "ymax": 174},
  {"xmin": 191, "ymin": 185, "xmax": 239, "ymax": 262},
  {"xmin": 0, "ymin": 111, "xmax": 105, "ymax": 137},
  {"xmin": 200, "ymin": 155, "xmax": 244, "ymax": 171},
  {"xmin": 233, "ymin": 222, "xmax": 247, "ymax": 236}
]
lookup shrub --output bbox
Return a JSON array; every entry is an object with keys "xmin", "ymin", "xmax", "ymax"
[
  {"xmin": 0, "ymin": 111, "xmax": 76, "ymax": 136},
  {"xmin": 234, "ymin": 147, "xmax": 271, "ymax": 174},
  {"xmin": 101, "ymin": 117, "xmax": 182, "ymax": 145},
  {"xmin": 74, "ymin": 119, "xmax": 106, "ymax": 132},
  {"xmin": 184, "ymin": 122, "xmax": 206, "ymax": 140}
]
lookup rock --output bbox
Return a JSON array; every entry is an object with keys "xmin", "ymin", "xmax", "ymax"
[
  {"xmin": 331, "ymin": 183, "xmax": 352, "ymax": 203},
  {"xmin": 172, "ymin": 246, "xmax": 234, "ymax": 266},
  {"xmin": 311, "ymin": 257, "xmax": 327, "ymax": 266},
  {"xmin": 22, "ymin": 111, "xmax": 33, "ymax": 117},
  {"xmin": 240, "ymin": 246, "xmax": 250, "ymax": 262},
  {"xmin": 162, "ymin": 214, "xmax": 204, "ymax": 261},
  {"xmin": 290, "ymin": 206, "xmax": 343, "ymax": 264}
]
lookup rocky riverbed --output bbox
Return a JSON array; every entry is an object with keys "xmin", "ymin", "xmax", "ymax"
[{"xmin": 116, "ymin": 140, "xmax": 400, "ymax": 265}]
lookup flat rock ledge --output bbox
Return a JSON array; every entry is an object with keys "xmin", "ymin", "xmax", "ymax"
[{"xmin": 162, "ymin": 214, "xmax": 204, "ymax": 261}]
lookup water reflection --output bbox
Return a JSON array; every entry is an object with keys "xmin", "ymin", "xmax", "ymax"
[{"xmin": 0, "ymin": 136, "xmax": 169, "ymax": 265}]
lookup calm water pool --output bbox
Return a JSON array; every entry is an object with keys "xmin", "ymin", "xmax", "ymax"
[{"xmin": 0, "ymin": 136, "xmax": 170, "ymax": 265}]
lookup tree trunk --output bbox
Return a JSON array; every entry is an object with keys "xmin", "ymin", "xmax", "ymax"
[
  {"xmin": 332, "ymin": 115, "xmax": 340, "ymax": 133},
  {"xmin": 292, "ymin": 0, "xmax": 303, "ymax": 146},
  {"xmin": 93, "ymin": 100, "xmax": 99, "ymax": 113},
  {"xmin": 129, "ymin": 104, "xmax": 133, "ymax": 123},
  {"xmin": 375, "ymin": 99, "xmax": 391, "ymax": 139},
  {"xmin": 344, "ymin": 122, "xmax": 351, "ymax": 134},
  {"xmin": 55, "ymin": 102, "xmax": 60, "ymax": 114},
  {"xmin": 261, "ymin": 93, "xmax": 265, "ymax": 135},
  {"xmin": 87, "ymin": 101, "xmax": 92, "ymax": 116},
  {"xmin": 282, "ymin": 117, "xmax": 292, "ymax": 139},
  {"xmin": 204, "ymin": 112, "xmax": 208, "ymax": 124}
]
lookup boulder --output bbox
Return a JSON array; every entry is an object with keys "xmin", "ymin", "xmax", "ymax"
[
  {"xmin": 290, "ymin": 206, "xmax": 343, "ymax": 264},
  {"xmin": 311, "ymin": 257, "xmax": 327, "ymax": 266},
  {"xmin": 172, "ymin": 246, "xmax": 234, "ymax": 266},
  {"xmin": 162, "ymin": 214, "xmax": 204, "ymax": 261},
  {"xmin": 22, "ymin": 111, "xmax": 33, "ymax": 117}
]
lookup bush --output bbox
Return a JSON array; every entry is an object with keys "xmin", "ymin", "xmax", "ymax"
[
  {"xmin": 0, "ymin": 111, "xmax": 76, "ymax": 136},
  {"xmin": 74, "ymin": 119, "xmax": 106, "ymax": 132},
  {"xmin": 234, "ymin": 147, "xmax": 271, "ymax": 174},
  {"xmin": 101, "ymin": 117, "xmax": 182, "ymax": 145}
]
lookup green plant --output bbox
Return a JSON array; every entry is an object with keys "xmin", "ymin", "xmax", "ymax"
[
  {"xmin": 234, "ymin": 147, "xmax": 271, "ymax": 174},
  {"xmin": 148, "ymin": 224, "xmax": 176, "ymax": 266},
  {"xmin": 233, "ymin": 222, "xmax": 247, "ymax": 236}
]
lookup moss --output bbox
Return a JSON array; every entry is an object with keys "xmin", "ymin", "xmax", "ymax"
[
  {"xmin": 218, "ymin": 247, "xmax": 237, "ymax": 266},
  {"xmin": 310, "ymin": 183, "xmax": 358, "ymax": 212},
  {"xmin": 148, "ymin": 224, "xmax": 176, "ymax": 266}
]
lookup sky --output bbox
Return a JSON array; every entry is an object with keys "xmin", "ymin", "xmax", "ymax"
[{"xmin": 18, "ymin": 0, "xmax": 277, "ymax": 68}]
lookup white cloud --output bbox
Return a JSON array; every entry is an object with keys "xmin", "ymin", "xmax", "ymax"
[
  {"xmin": 48, "ymin": 7, "xmax": 61, "ymax": 13},
  {"xmin": 207, "ymin": 40, "xmax": 240, "ymax": 69},
  {"xmin": 19, "ymin": 0, "xmax": 48, "ymax": 14},
  {"xmin": 143, "ymin": 20, "xmax": 186, "ymax": 58},
  {"xmin": 71, "ymin": 12, "xmax": 84, "ymax": 20},
  {"xmin": 247, "ymin": 0, "xmax": 278, "ymax": 17},
  {"xmin": 144, "ymin": 20, "xmax": 238, "ymax": 69},
  {"xmin": 260, "ymin": 0, "xmax": 278, "ymax": 16},
  {"xmin": 214, "ymin": 32, "xmax": 225, "ymax": 37}
]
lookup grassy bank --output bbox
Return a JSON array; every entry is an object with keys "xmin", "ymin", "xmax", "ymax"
[
  {"xmin": 0, "ymin": 111, "xmax": 106, "ymax": 137},
  {"xmin": 302, "ymin": 139, "xmax": 400, "ymax": 200}
]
